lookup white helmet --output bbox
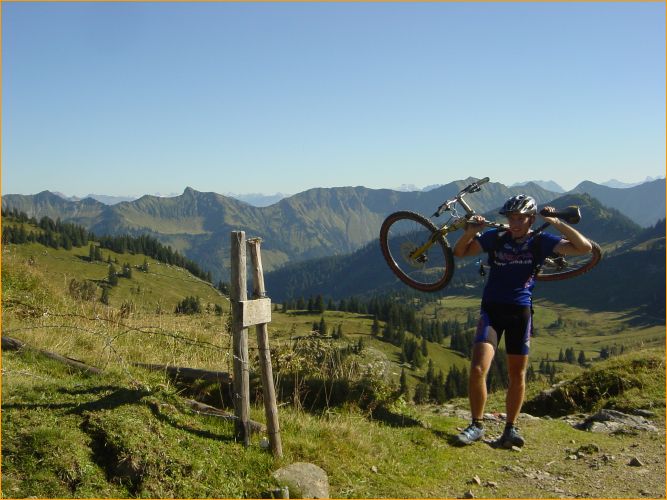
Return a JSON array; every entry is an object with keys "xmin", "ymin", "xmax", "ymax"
[{"xmin": 499, "ymin": 194, "xmax": 537, "ymax": 216}]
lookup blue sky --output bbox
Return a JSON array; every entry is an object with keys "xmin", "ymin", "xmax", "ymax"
[{"xmin": 2, "ymin": 2, "xmax": 665, "ymax": 198}]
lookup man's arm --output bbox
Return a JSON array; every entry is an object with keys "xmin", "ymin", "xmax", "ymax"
[
  {"xmin": 541, "ymin": 207, "xmax": 592, "ymax": 256},
  {"xmin": 453, "ymin": 216, "xmax": 486, "ymax": 257}
]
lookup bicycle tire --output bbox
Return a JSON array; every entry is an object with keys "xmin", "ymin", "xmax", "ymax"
[
  {"xmin": 535, "ymin": 239, "xmax": 602, "ymax": 282},
  {"xmin": 379, "ymin": 211, "xmax": 454, "ymax": 292}
]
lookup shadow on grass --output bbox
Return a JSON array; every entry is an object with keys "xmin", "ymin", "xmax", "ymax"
[
  {"xmin": 146, "ymin": 401, "xmax": 237, "ymax": 442},
  {"xmin": 6, "ymin": 385, "xmax": 237, "ymax": 442}
]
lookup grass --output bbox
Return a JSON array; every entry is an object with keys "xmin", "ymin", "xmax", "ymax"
[
  {"xmin": 2, "ymin": 241, "xmax": 665, "ymax": 498},
  {"xmin": 3, "ymin": 243, "xmax": 226, "ymax": 314},
  {"xmin": 3, "ymin": 346, "xmax": 665, "ymax": 498}
]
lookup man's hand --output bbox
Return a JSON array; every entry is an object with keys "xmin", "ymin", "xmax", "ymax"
[
  {"xmin": 541, "ymin": 205, "xmax": 593, "ymax": 255},
  {"xmin": 539, "ymin": 206, "xmax": 561, "ymax": 226},
  {"xmin": 465, "ymin": 215, "xmax": 486, "ymax": 233},
  {"xmin": 454, "ymin": 215, "xmax": 485, "ymax": 257}
]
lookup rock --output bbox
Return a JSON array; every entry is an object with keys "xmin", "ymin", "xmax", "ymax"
[
  {"xmin": 628, "ymin": 457, "xmax": 644, "ymax": 467},
  {"xmin": 370, "ymin": 466, "xmax": 378, "ymax": 474},
  {"xmin": 632, "ymin": 409, "xmax": 656, "ymax": 418},
  {"xmin": 454, "ymin": 409, "xmax": 472, "ymax": 420},
  {"xmin": 463, "ymin": 490, "xmax": 475, "ymax": 498},
  {"xmin": 575, "ymin": 410, "xmax": 658, "ymax": 433},
  {"xmin": 567, "ymin": 455, "xmax": 579, "ymax": 460},
  {"xmin": 468, "ymin": 475, "xmax": 481, "ymax": 485},
  {"xmin": 273, "ymin": 463, "xmax": 330, "ymax": 499},
  {"xmin": 510, "ymin": 446, "xmax": 522, "ymax": 452},
  {"xmin": 485, "ymin": 481, "xmax": 498, "ymax": 488},
  {"xmin": 263, "ymin": 486, "xmax": 290, "ymax": 498}
]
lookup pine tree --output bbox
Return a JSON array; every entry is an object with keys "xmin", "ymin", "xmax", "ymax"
[
  {"xmin": 413, "ymin": 382, "xmax": 429, "ymax": 404},
  {"xmin": 315, "ymin": 295, "xmax": 325, "ymax": 314},
  {"xmin": 413, "ymin": 349, "xmax": 425, "ymax": 369},
  {"xmin": 399, "ymin": 369, "xmax": 409, "ymax": 396},
  {"xmin": 108, "ymin": 264, "xmax": 119, "ymax": 286},
  {"xmin": 371, "ymin": 316, "xmax": 380, "ymax": 337},
  {"xmin": 578, "ymin": 350, "xmax": 587, "ymax": 366}
]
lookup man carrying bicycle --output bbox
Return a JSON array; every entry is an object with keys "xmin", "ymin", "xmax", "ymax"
[{"xmin": 451, "ymin": 194, "xmax": 592, "ymax": 448}]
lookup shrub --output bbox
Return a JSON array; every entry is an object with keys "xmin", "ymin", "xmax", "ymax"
[
  {"xmin": 175, "ymin": 296, "xmax": 202, "ymax": 315},
  {"xmin": 68, "ymin": 278, "xmax": 97, "ymax": 301}
]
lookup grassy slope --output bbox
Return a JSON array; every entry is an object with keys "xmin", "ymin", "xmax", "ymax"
[
  {"xmin": 3, "ymin": 346, "xmax": 664, "ymax": 498},
  {"xmin": 3, "ymin": 243, "xmax": 226, "ymax": 314},
  {"xmin": 2, "ymin": 242, "xmax": 665, "ymax": 498}
]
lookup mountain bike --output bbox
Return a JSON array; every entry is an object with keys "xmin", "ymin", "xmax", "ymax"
[{"xmin": 379, "ymin": 177, "xmax": 602, "ymax": 292}]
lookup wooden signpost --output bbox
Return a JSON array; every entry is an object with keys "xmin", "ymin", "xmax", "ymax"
[{"xmin": 230, "ymin": 231, "xmax": 282, "ymax": 458}]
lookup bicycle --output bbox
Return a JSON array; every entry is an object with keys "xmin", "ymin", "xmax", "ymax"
[{"xmin": 379, "ymin": 177, "xmax": 602, "ymax": 292}]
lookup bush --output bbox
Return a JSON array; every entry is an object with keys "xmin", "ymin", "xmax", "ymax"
[
  {"xmin": 68, "ymin": 278, "xmax": 97, "ymax": 301},
  {"xmin": 175, "ymin": 296, "xmax": 202, "ymax": 315}
]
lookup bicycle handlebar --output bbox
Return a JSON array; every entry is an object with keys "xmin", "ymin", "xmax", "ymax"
[
  {"xmin": 433, "ymin": 177, "xmax": 490, "ymax": 217},
  {"xmin": 459, "ymin": 177, "xmax": 490, "ymax": 195}
]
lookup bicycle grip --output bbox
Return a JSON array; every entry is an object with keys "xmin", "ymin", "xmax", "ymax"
[
  {"xmin": 540, "ymin": 206, "xmax": 581, "ymax": 224},
  {"xmin": 476, "ymin": 177, "xmax": 490, "ymax": 186}
]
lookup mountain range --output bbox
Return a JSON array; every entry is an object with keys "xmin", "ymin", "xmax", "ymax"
[
  {"xmin": 3, "ymin": 178, "xmax": 664, "ymax": 284},
  {"xmin": 263, "ymin": 193, "xmax": 663, "ymax": 306}
]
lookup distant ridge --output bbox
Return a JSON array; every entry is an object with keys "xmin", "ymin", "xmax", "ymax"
[
  {"xmin": 4, "ymin": 178, "xmax": 663, "ymax": 282},
  {"xmin": 600, "ymin": 176, "xmax": 663, "ymax": 189},
  {"xmin": 512, "ymin": 180, "xmax": 565, "ymax": 193},
  {"xmin": 571, "ymin": 179, "xmax": 665, "ymax": 228}
]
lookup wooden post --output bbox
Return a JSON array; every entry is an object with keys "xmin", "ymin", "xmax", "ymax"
[
  {"xmin": 230, "ymin": 231, "xmax": 250, "ymax": 446},
  {"xmin": 247, "ymin": 238, "xmax": 283, "ymax": 458}
]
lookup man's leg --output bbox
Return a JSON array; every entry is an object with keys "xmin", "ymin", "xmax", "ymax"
[
  {"xmin": 506, "ymin": 354, "xmax": 529, "ymax": 424},
  {"xmin": 498, "ymin": 353, "xmax": 529, "ymax": 448},
  {"xmin": 454, "ymin": 340, "xmax": 496, "ymax": 446},
  {"xmin": 469, "ymin": 342, "xmax": 496, "ymax": 419}
]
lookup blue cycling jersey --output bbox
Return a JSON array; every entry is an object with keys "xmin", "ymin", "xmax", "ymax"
[{"xmin": 475, "ymin": 229, "xmax": 562, "ymax": 306}]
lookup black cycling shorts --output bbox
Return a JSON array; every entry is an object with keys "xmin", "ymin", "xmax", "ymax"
[{"xmin": 474, "ymin": 302, "xmax": 532, "ymax": 355}]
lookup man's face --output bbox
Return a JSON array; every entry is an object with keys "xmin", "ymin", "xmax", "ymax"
[{"xmin": 506, "ymin": 213, "xmax": 533, "ymax": 238}]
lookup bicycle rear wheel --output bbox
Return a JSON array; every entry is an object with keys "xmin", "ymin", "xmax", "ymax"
[
  {"xmin": 535, "ymin": 239, "xmax": 602, "ymax": 281},
  {"xmin": 379, "ymin": 211, "xmax": 454, "ymax": 292}
]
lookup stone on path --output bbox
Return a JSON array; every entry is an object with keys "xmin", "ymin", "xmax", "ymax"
[{"xmin": 273, "ymin": 462, "xmax": 330, "ymax": 499}]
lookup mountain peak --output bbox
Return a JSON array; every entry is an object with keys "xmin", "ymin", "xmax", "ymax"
[{"xmin": 511, "ymin": 180, "xmax": 565, "ymax": 193}]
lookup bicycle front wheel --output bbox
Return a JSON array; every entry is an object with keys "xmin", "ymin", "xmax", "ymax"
[
  {"xmin": 379, "ymin": 211, "xmax": 454, "ymax": 292},
  {"xmin": 535, "ymin": 239, "xmax": 602, "ymax": 281}
]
